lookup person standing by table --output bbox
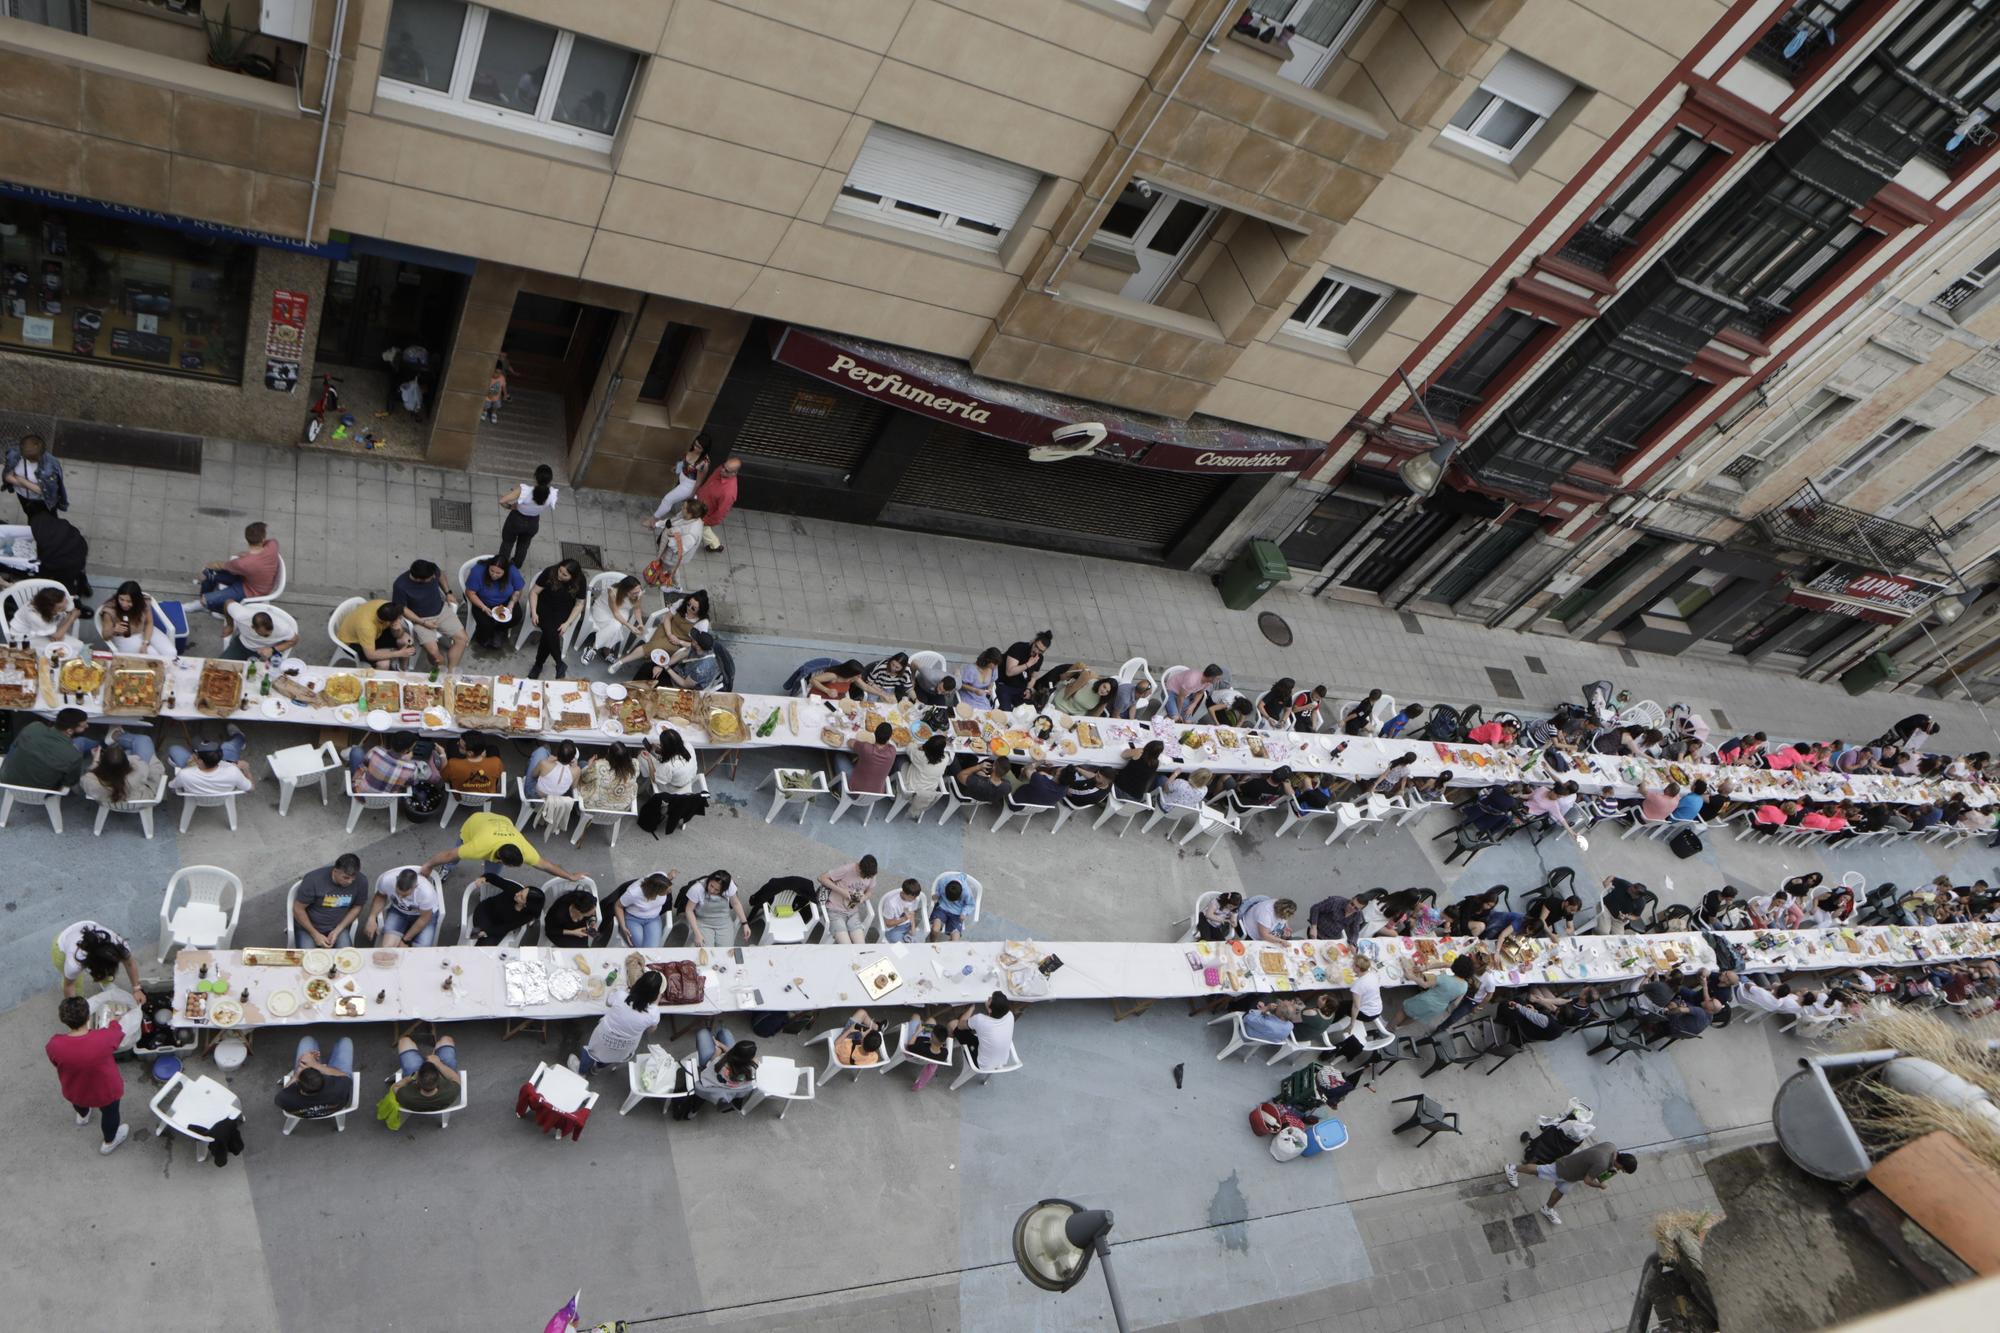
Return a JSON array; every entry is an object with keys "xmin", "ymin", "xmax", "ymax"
[
  {"xmin": 54, "ymin": 920, "xmax": 144, "ymax": 1001},
  {"xmin": 419, "ymin": 811, "xmax": 588, "ymax": 884},
  {"xmin": 4, "ymin": 432, "xmax": 68, "ymax": 519},
  {"xmin": 695, "ymin": 455, "xmax": 742, "ymax": 551},
  {"xmin": 818, "ymin": 856, "xmax": 878, "ymax": 945},
  {"xmin": 1504, "ymin": 1143, "xmax": 1638, "ymax": 1226},
  {"xmin": 647, "ymin": 434, "xmax": 710, "ymax": 537},
  {"xmin": 47, "ymin": 996, "xmax": 128, "ymax": 1155},
  {"xmin": 463, "ymin": 556, "xmax": 526, "ymax": 652},
  {"xmin": 496, "ymin": 466, "xmax": 560, "ymax": 572},
  {"xmin": 568, "ymin": 969, "xmax": 664, "ymax": 1077}
]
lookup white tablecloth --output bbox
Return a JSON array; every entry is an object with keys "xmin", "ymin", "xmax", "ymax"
[{"xmin": 13, "ymin": 646, "xmax": 1992, "ymax": 808}]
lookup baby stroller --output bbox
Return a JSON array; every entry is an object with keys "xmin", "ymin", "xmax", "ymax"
[
  {"xmin": 1520, "ymin": 1098, "xmax": 1595, "ymax": 1164},
  {"xmin": 1421, "ymin": 703, "xmax": 1467, "ymax": 742},
  {"xmin": 1582, "ymin": 679, "xmax": 1617, "ymax": 725}
]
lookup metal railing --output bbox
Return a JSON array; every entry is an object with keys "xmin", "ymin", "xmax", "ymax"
[
  {"xmin": 1556, "ymin": 221, "xmax": 1636, "ymax": 274},
  {"xmin": 1748, "ymin": 480, "xmax": 1950, "ymax": 574}
]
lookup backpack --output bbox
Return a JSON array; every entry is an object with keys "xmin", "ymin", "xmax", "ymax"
[
  {"xmin": 405, "ymin": 779, "xmax": 444, "ymax": 821},
  {"xmin": 1704, "ymin": 932, "xmax": 1742, "ymax": 973},
  {"xmin": 1269, "ymin": 1126, "xmax": 1309, "ymax": 1161},
  {"xmin": 637, "ymin": 793, "xmax": 669, "ymax": 836},
  {"xmin": 1668, "ymin": 827, "xmax": 1703, "ymax": 859}
]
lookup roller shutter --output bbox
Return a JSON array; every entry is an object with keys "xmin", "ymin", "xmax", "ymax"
[
  {"xmin": 844, "ymin": 124, "xmax": 1042, "ymax": 232},
  {"xmin": 729, "ymin": 362, "xmax": 888, "ymax": 474}
]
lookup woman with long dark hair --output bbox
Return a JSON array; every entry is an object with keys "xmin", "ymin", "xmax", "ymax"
[
  {"xmin": 569, "ymin": 968, "xmax": 664, "ymax": 1075},
  {"xmin": 497, "ymin": 463, "xmax": 558, "ymax": 570},
  {"xmin": 55, "ymin": 921, "xmax": 144, "ymax": 1000},
  {"xmin": 96, "ymin": 581, "xmax": 170, "ymax": 658}
]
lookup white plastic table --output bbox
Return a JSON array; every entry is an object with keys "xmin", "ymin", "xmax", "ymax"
[
  {"xmin": 167, "ymin": 902, "xmax": 230, "ymax": 952},
  {"xmin": 269, "ymin": 742, "xmax": 342, "ymax": 816},
  {"xmin": 535, "ymin": 1063, "xmax": 592, "ymax": 1114}
]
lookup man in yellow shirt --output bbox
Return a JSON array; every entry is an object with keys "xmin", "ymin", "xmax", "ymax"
[
  {"xmin": 420, "ymin": 811, "xmax": 586, "ymax": 883},
  {"xmin": 336, "ymin": 598, "xmax": 418, "ymax": 667}
]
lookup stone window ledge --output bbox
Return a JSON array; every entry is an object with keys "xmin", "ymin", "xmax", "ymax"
[
  {"xmin": 1055, "ymin": 282, "xmax": 1228, "ymax": 343},
  {"xmin": 369, "ymin": 98, "xmax": 615, "ymax": 171},
  {"xmin": 1205, "ymin": 46, "xmax": 1389, "ymax": 141}
]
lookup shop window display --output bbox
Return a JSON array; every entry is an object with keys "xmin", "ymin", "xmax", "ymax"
[{"xmin": 0, "ymin": 203, "xmax": 255, "ymax": 383}]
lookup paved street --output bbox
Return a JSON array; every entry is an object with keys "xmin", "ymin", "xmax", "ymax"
[{"xmin": 4, "ymin": 432, "xmax": 1996, "ymax": 1332}]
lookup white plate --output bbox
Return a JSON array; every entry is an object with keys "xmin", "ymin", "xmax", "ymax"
[
  {"xmin": 261, "ymin": 698, "xmax": 287, "ymax": 718},
  {"xmin": 336, "ymin": 705, "xmax": 361, "ymax": 724},
  {"xmin": 548, "ymin": 971, "xmax": 582, "ymax": 1001},
  {"xmin": 601, "ymin": 719, "xmax": 623, "ymax": 735},
  {"xmin": 301, "ymin": 949, "xmax": 333, "ymax": 975},
  {"xmin": 590, "ymin": 681, "xmax": 609, "ymax": 699},
  {"xmin": 366, "ymin": 709, "xmax": 395, "ymax": 732},
  {"xmin": 490, "ymin": 605, "xmax": 512, "ymax": 623},
  {"xmin": 266, "ymin": 990, "xmax": 299, "ymax": 1017},
  {"xmin": 210, "ymin": 1000, "xmax": 243, "ymax": 1028},
  {"xmin": 333, "ymin": 948, "xmax": 364, "ymax": 974},
  {"xmin": 650, "ymin": 649, "xmax": 669, "ymax": 667},
  {"xmin": 602, "ymin": 683, "xmax": 627, "ymax": 700}
]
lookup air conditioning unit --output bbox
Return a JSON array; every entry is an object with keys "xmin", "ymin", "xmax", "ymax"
[{"xmin": 260, "ymin": 0, "xmax": 313, "ymax": 44}]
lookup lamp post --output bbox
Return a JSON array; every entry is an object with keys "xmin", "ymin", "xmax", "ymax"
[{"xmin": 1013, "ymin": 1199, "xmax": 1130, "ymax": 1332}]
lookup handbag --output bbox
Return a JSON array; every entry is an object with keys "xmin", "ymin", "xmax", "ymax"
[
  {"xmin": 1668, "ymin": 827, "xmax": 1703, "ymax": 859},
  {"xmin": 648, "ymin": 960, "xmax": 706, "ymax": 1005}
]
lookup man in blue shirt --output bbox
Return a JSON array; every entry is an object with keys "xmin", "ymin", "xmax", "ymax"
[
  {"xmin": 1378, "ymin": 703, "xmax": 1425, "ymax": 738},
  {"xmin": 462, "ymin": 557, "xmax": 524, "ymax": 650},
  {"xmin": 391, "ymin": 559, "xmax": 468, "ymax": 669},
  {"xmin": 1671, "ymin": 780, "xmax": 1707, "ymax": 822}
]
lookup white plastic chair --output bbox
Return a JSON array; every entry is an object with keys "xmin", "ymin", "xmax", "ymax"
[
  {"xmin": 1224, "ymin": 789, "xmax": 1285, "ymax": 829},
  {"xmin": 344, "ymin": 766, "xmax": 411, "ymax": 834},
  {"xmin": 1142, "ymin": 792, "xmax": 1205, "ymax": 840},
  {"xmin": 277, "ymin": 1064, "xmax": 363, "ymax": 1134},
  {"xmin": 949, "ymin": 1040, "xmax": 1022, "ymax": 1090},
  {"xmin": 928, "ymin": 775, "xmax": 979, "ymax": 825},
  {"xmin": 149, "ymin": 1072, "xmax": 241, "ymax": 1162},
  {"xmin": 884, "ymin": 770, "xmax": 945, "ymax": 824},
  {"xmin": 269, "ymin": 742, "xmax": 343, "ymax": 817},
  {"xmin": 458, "ymin": 877, "xmax": 534, "ymax": 946},
  {"xmin": 524, "ymin": 1061, "xmax": 599, "ymax": 1142},
  {"xmin": 392, "ymin": 1065, "xmax": 469, "ymax": 1130},
  {"xmin": 882, "ymin": 1020, "xmax": 955, "ymax": 1081},
  {"xmin": 1048, "ymin": 793, "xmax": 1101, "ymax": 833},
  {"xmin": 1370, "ymin": 694, "xmax": 1399, "ymax": 731},
  {"xmin": 1325, "ymin": 801, "xmax": 1384, "ymax": 846},
  {"xmin": 0, "ymin": 779, "xmax": 68, "ymax": 832},
  {"xmin": 1272, "ymin": 799, "xmax": 1337, "ymax": 840},
  {"xmin": 874, "ymin": 889, "xmax": 931, "ymax": 944},
  {"xmin": 1114, "ymin": 657, "xmax": 1158, "ymax": 717},
  {"xmin": 1175, "ymin": 890, "xmax": 1223, "ymax": 943},
  {"xmin": 929, "ymin": 872, "xmax": 983, "ymax": 929},
  {"xmin": 1208, "ymin": 1011, "xmax": 1287, "ymax": 1061},
  {"xmin": 744, "ymin": 1059, "xmax": 818, "ymax": 1118},
  {"xmin": 619, "ymin": 1052, "xmax": 697, "ymax": 1115},
  {"xmin": 158, "ymin": 865, "xmax": 244, "ymax": 962},
  {"xmin": 1265, "ymin": 1023, "xmax": 1341, "ymax": 1066},
  {"xmin": 812, "ymin": 1024, "xmax": 898, "ymax": 1087},
  {"xmin": 1178, "ymin": 805, "xmax": 1243, "ymax": 862},
  {"xmin": 1092, "ymin": 789, "xmax": 1152, "ymax": 835},
  {"xmin": 441, "ymin": 772, "xmax": 509, "ymax": 829},
  {"xmin": 829, "ymin": 772, "xmax": 891, "ymax": 826},
  {"xmin": 174, "ymin": 778, "xmax": 242, "ymax": 833},
  {"xmin": 569, "ymin": 791, "xmax": 639, "ymax": 847},
  {"xmin": 284, "ymin": 876, "xmax": 359, "ymax": 949},
  {"xmin": 758, "ymin": 888, "xmax": 820, "ymax": 945},
  {"xmin": 0, "ymin": 577, "xmax": 67, "ymax": 646},
  {"xmin": 1160, "ymin": 663, "xmax": 1193, "ymax": 716},
  {"xmin": 763, "ymin": 769, "xmax": 828, "ymax": 824},
  {"xmin": 91, "ymin": 773, "xmax": 167, "ymax": 838},
  {"xmin": 992, "ymin": 789, "xmax": 1061, "ymax": 833},
  {"xmin": 241, "ymin": 555, "xmax": 287, "ymax": 608},
  {"xmin": 326, "ymin": 596, "xmax": 367, "ymax": 668},
  {"xmin": 578, "ymin": 571, "xmax": 632, "ymax": 656},
  {"xmin": 909, "ymin": 650, "xmax": 948, "ymax": 693}
]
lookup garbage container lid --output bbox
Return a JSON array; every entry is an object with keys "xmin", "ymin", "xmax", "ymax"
[
  {"xmin": 213, "ymin": 1039, "xmax": 250, "ymax": 1071},
  {"xmin": 1248, "ymin": 538, "xmax": 1290, "ymax": 580}
]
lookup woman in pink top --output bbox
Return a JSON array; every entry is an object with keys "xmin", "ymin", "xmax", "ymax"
[{"xmin": 46, "ymin": 996, "xmax": 128, "ymax": 1153}]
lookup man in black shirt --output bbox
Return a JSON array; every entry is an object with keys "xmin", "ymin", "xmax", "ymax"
[
  {"xmin": 996, "ymin": 631, "xmax": 1051, "ymax": 709},
  {"xmin": 1597, "ymin": 876, "xmax": 1650, "ymax": 934},
  {"xmin": 275, "ymin": 1034, "xmax": 355, "ymax": 1120}
]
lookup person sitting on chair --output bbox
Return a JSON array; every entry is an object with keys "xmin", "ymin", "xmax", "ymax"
[
  {"xmin": 543, "ymin": 887, "xmax": 600, "ymax": 948},
  {"xmin": 335, "ymin": 598, "xmax": 417, "ymax": 667},
  {"xmin": 390, "ymin": 1033, "xmax": 462, "ymax": 1113},
  {"xmin": 364, "ymin": 867, "xmax": 443, "ymax": 948},
  {"xmin": 466, "ymin": 875, "xmax": 543, "ymax": 946},
  {"xmin": 275, "ymin": 1034, "xmax": 355, "ymax": 1121},
  {"xmin": 930, "ymin": 878, "xmax": 972, "ymax": 941}
]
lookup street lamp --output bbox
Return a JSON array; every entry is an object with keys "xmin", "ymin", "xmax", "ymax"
[
  {"xmin": 1398, "ymin": 438, "xmax": 1457, "ymax": 497},
  {"xmin": 1013, "ymin": 1199, "xmax": 1130, "ymax": 1331}
]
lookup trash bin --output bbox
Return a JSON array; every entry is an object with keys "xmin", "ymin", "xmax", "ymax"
[
  {"xmin": 1839, "ymin": 651, "xmax": 1897, "ymax": 696},
  {"xmin": 1216, "ymin": 539, "xmax": 1290, "ymax": 610}
]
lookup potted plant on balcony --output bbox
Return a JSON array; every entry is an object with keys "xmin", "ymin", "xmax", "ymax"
[{"xmin": 205, "ymin": 4, "xmax": 279, "ymax": 80}]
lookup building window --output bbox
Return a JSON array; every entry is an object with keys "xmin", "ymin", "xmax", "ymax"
[
  {"xmin": 1881, "ymin": 448, "xmax": 2000, "ymax": 520},
  {"xmin": 1089, "ymin": 178, "xmax": 1219, "ymax": 303},
  {"xmin": 1425, "ymin": 310, "xmax": 1548, "ymax": 421},
  {"xmin": 1562, "ymin": 129, "xmax": 1720, "ymax": 271},
  {"xmin": 1725, "ymin": 387, "xmax": 1853, "ymax": 487},
  {"xmin": 835, "ymin": 124, "xmax": 1042, "ymax": 254},
  {"xmin": 1283, "ymin": 268, "xmax": 1393, "ymax": 350},
  {"xmin": 638, "ymin": 323, "xmax": 700, "ymax": 403},
  {"xmin": 1442, "ymin": 53, "xmax": 1574, "ymax": 163},
  {"xmin": 1935, "ymin": 244, "xmax": 2000, "ymax": 313},
  {"xmin": 0, "ymin": 200, "xmax": 255, "ymax": 384},
  {"xmin": 1240, "ymin": 0, "xmax": 1376, "ymax": 88},
  {"xmin": 1820, "ymin": 419, "xmax": 1930, "ymax": 498},
  {"xmin": 377, "ymin": 0, "xmax": 641, "ymax": 149},
  {"xmin": 6, "ymin": 0, "xmax": 87, "ymax": 33}
]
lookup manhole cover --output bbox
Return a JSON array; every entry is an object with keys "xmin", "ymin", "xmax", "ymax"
[
  {"xmin": 1257, "ymin": 612, "xmax": 1293, "ymax": 646},
  {"xmin": 561, "ymin": 541, "xmax": 604, "ymax": 569},
  {"xmin": 429, "ymin": 498, "xmax": 473, "ymax": 532}
]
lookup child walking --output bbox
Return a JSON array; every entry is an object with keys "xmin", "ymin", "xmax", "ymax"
[{"xmin": 482, "ymin": 360, "xmax": 507, "ymax": 423}]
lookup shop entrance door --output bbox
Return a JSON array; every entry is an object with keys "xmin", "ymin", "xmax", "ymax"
[{"xmin": 502, "ymin": 293, "xmax": 618, "ymax": 443}]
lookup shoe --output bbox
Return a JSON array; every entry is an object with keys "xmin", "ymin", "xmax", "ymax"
[
  {"xmin": 580, "ymin": 647, "xmax": 595, "ymax": 664},
  {"xmin": 101, "ymin": 1124, "xmax": 130, "ymax": 1155},
  {"xmin": 1503, "ymin": 1164, "xmax": 1518, "ymax": 1188},
  {"xmin": 565, "ymin": 1054, "xmax": 581, "ymax": 1074},
  {"xmin": 1539, "ymin": 1205, "xmax": 1562, "ymax": 1226},
  {"xmin": 75, "ymin": 1109, "xmax": 92, "ymax": 1127}
]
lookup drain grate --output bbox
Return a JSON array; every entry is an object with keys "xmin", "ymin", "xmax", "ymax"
[
  {"xmin": 1485, "ymin": 666, "xmax": 1524, "ymax": 700},
  {"xmin": 1618, "ymin": 647, "xmax": 1639, "ymax": 668},
  {"xmin": 1711, "ymin": 706, "xmax": 1731, "ymax": 730},
  {"xmin": 1397, "ymin": 611, "xmax": 1425, "ymax": 635},
  {"xmin": 561, "ymin": 541, "xmax": 604, "ymax": 569},
  {"xmin": 1257, "ymin": 611, "xmax": 1293, "ymax": 646},
  {"xmin": 429, "ymin": 498, "xmax": 473, "ymax": 532},
  {"xmin": 0, "ymin": 411, "xmax": 204, "ymax": 473},
  {"xmin": 1524, "ymin": 655, "xmax": 1547, "ymax": 675}
]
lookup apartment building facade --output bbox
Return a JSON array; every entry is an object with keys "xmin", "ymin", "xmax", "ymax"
[
  {"xmin": 0, "ymin": 0, "xmax": 1791, "ymax": 570},
  {"xmin": 1297, "ymin": 0, "xmax": 2000, "ymax": 695}
]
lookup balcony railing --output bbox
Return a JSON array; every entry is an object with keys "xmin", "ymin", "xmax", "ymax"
[
  {"xmin": 1419, "ymin": 384, "xmax": 1482, "ymax": 427},
  {"xmin": 1748, "ymin": 1, "xmax": 1855, "ymax": 80},
  {"xmin": 1555, "ymin": 221, "xmax": 1637, "ymax": 274},
  {"xmin": 1747, "ymin": 480, "xmax": 1950, "ymax": 575}
]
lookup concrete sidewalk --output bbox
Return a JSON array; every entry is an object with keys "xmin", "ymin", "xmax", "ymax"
[{"xmin": 33, "ymin": 431, "xmax": 2000, "ymax": 749}]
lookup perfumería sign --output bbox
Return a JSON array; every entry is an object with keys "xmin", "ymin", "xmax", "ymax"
[
  {"xmin": 1785, "ymin": 564, "xmax": 1951, "ymax": 624},
  {"xmin": 772, "ymin": 327, "xmax": 1324, "ymax": 475}
]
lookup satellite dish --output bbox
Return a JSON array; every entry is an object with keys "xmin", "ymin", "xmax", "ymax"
[{"xmin": 1030, "ymin": 422, "xmax": 1109, "ymax": 463}]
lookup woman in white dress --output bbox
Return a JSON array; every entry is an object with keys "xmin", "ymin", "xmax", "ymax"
[
  {"xmin": 9, "ymin": 584, "xmax": 86, "ymax": 654},
  {"xmin": 96, "ymin": 581, "xmax": 171, "ymax": 658},
  {"xmin": 647, "ymin": 435, "xmax": 710, "ymax": 533},
  {"xmin": 654, "ymin": 497, "xmax": 708, "ymax": 585},
  {"xmin": 580, "ymin": 574, "xmax": 647, "ymax": 664}
]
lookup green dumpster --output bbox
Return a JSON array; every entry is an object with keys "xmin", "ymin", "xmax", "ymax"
[
  {"xmin": 1839, "ymin": 651, "xmax": 1897, "ymax": 696},
  {"xmin": 1217, "ymin": 539, "xmax": 1289, "ymax": 610}
]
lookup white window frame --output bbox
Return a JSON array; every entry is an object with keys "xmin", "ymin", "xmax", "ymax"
[
  {"xmin": 833, "ymin": 125, "xmax": 1042, "ymax": 255},
  {"xmin": 1284, "ymin": 268, "xmax": 1394, "ymax": 350},
  {"xmin": 1820, "ymin": 418, "xmax": 1930, "ymax": 498},
  {"xmin": 1882, "ymin": 448, "xmax": 2000, "ymax": 520},
  {"xmin": 374, "ymin": 2, "xmax": 636, "ymax": 153},
  {"xmin": 1441, "ymin": 53, "xmax": 1574, "ymax": 164}
]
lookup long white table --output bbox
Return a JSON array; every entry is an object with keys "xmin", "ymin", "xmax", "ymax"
[
  {"xmin": 171, "ymin": 921, "xmax": 2000, "ymax": 1029},
  {"xmin": 8, "ymin": 645, "xmax": 1992, "ymax": 810}
]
